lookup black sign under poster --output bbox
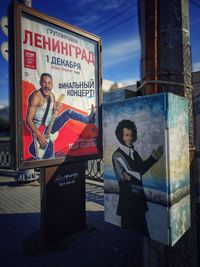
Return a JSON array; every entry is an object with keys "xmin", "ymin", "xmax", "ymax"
[{"xmin": 41, "ymin": 161, "xmax": 86, "ymax": 242}]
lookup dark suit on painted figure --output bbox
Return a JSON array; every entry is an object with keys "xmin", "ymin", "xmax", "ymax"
[{"xmin": 112, "ymin": 119, "xmax": 163, "ymax": 237}]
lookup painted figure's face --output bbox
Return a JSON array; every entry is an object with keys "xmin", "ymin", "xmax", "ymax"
[
  {"xmin": 122, "ymin": 128, "xmax": 133, "ymax": 147},
  {"xmin": 40, "ymin": 76, "xmax": 53, "ymax": 97}
]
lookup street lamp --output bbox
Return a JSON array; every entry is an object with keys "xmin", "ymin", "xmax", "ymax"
[
  {"xmin": 0, "ymin": 16, "xmax": 8, "ymax": 61},
  {"xmin": 0, "ymin": 1, "xmax": 38, "ymax": 183}
]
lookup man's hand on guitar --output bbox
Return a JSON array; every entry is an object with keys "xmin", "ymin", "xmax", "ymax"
[
  {"xmin": 55, "ymin": 94, "xmax": 65, "ymax": 111},
  {"xmin": 55, "ymin": 102, "xmax": 62, "ymax": 111},
  {"xmin": 37, "ymin": 133, "xmax": 48, "ymax": 149}
]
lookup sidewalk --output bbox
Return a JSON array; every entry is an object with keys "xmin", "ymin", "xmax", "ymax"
[{"xmin": 0, "ymin": 176, "xmax": 143, "ymax": 267}]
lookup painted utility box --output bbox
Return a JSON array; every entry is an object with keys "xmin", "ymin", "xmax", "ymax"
[{"xmin": 103, "ymin": 93, "xmax": 190, "ymax": 246}]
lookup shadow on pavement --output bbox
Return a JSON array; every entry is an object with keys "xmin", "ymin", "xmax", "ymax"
[{"xmin": 0, "ymin": 211, "xmax": 143, "ymax": 267}]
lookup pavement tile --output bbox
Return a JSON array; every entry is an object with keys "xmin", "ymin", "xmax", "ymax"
[{"xmin": 0, "ymin": 177, "xmax": 143, "ymax": 267}]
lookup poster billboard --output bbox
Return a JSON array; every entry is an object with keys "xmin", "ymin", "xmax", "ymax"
[
  {"xmin": 12, "ymin": 3, "xmax": 102, "ymax": 169},
  {"xmin": 103, "ymin": 93, "xmax": 190, "ymax": 246}
]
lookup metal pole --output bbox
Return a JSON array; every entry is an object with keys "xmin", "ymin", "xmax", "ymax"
[{"xmin": 138, "ymin": 0, "xmax": 197, "ymax": 266}]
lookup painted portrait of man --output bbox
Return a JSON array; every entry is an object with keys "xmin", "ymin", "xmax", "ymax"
[
  {"xmin": 103, "ymin": 93, "xmax": 190, "ymax": 245},
  {"xmin": 112, "ymin": 119, "xmax": 163, "ymax": 236}
]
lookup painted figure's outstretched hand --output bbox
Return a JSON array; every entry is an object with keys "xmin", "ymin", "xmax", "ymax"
[
  {"xmin": 123, "ymin": 171, "xmax": 131, "ymax": 181},
  {"xmin": 152, "ymin": 145, "xmax": 163, "ymax": 160}
]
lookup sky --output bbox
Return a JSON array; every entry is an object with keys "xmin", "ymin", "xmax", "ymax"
[{"xmin": 0, "ymin": 0, "xmax": 200, "ymax": 106}]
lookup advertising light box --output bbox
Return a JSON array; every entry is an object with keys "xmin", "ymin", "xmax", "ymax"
[
  {"xmin": 103, "ymin": 93, "xmax": 190, "ymax": 246},
  {"xmin": 12, "ymin": 3, "xmax": 102, "ymax": 169}
]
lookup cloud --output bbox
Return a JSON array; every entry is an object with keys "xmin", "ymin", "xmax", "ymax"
[
  {"xmin": 63, "ymin": 0, "xmax": 93, "ymax": 8},
  {"xmin": 96, "ymin": 0, "xmax": 127, "ymax": 11},
  {"xmin": 66, "ymin": 0, "xmax": 127, "ymax": 11},
  {"xmin": 103, "ymin": 37, "xmax": 140, "ymax": 67},
  {"xmin": 193, "ymin": 62, "xmax": 200, "ymax": 72},
  {"xmin": 62, "ymin": 0, "xmax": 133, "ymax": 28},
  {"xmin": 0, "ymin": 99, "xmax": 8, "ymax": 106},
  {"xmin": 122, "ymin": 77, "xmax": 139, "ymax": 85},
  {"xmin": 75, "ymin": 14, "xmax": 100, "ymax": 28},
  {"xmin": 0, "ymin": 75, "xmax": 8, "ymax": 91}
]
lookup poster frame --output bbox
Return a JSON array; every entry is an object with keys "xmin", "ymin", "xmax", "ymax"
[{"xmin": 12, "ymin": 2, "xmax": 102, "ymax": 170}]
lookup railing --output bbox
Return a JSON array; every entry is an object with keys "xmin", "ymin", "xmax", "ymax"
[
  {"xmin": 85, "ymin": 158, "xmax": 104, "ymax": 182},
  {"xmin": 0, "ymin": 139, "xmax": 12, "ymax": 169},
  {"xmin": 0, "ymin": 139, "xmax": 104, "ymax": 183},
  {"xmin": 0, "ymin": 140, "xmax": 38, "ymax": 181}
]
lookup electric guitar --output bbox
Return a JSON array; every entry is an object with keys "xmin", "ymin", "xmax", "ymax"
[{"xmin": 29, "ymin": 94, "xmax": 65, "ymax": 159}]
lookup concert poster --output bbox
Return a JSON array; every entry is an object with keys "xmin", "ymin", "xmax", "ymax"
[{"xmin": 13, "ymin": 3, "xmax": 102, "ymax": 169}]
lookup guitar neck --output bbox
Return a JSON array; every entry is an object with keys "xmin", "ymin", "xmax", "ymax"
[
  {"xmin": 45, "ymin": 110, "xmax": 58, "ymax": 135},
  {"xmin": 45, "ymin": 94, "xmax": 65, "ymax": 135}
]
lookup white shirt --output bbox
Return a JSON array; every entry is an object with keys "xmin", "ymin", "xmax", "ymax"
[
  {"xmin": 119, "ymin": 144, "xmax": 134, "ymax": 160},
  {"xmin": 117, "ymin": 144, "xmax": 141, "ymax": 180}
]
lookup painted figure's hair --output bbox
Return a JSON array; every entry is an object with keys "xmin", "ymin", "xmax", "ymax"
[{"xmin": 115, "ymin": 119, "xmax": 137, "ymax": 144}]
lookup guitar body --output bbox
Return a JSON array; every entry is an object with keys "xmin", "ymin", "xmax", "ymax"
[{"xmin": 29, "ymin": 126, "xmax": 58, "ymax": 159}]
